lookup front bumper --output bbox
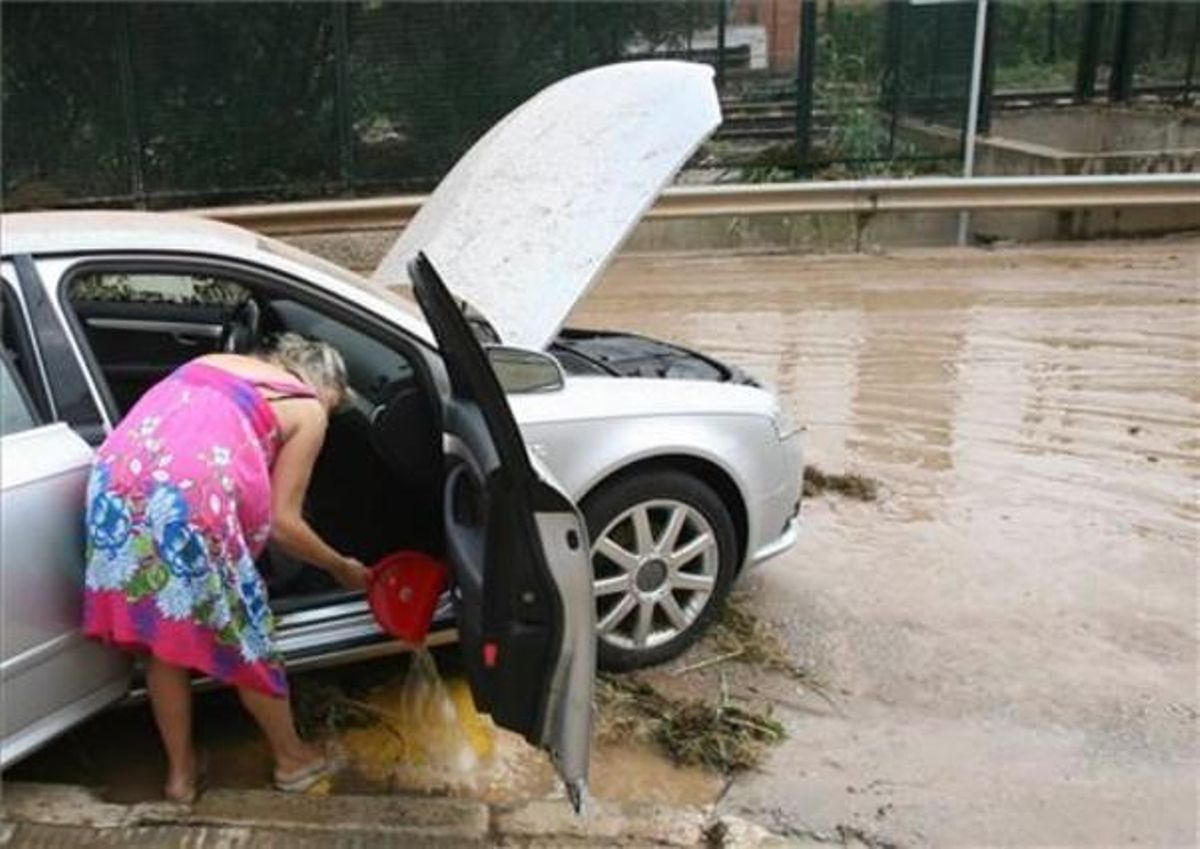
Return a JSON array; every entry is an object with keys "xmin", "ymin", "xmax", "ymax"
[
  {"xmin": 746, "ymin": 513, "xmax": 800, "ymax": 568},
  {"xmin": 742, "ymin": 428, "xmax": 803, "ymax": 571}
]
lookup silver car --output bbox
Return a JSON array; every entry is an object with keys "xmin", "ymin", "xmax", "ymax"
[{"xmin": 0, "ymin": 63, "xmax": 801, "ymax": 792}]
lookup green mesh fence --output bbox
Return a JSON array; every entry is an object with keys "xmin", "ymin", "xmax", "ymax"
[{"xmin": 2, "ymin": 1, "xmax": 1196, "ymax": 211}]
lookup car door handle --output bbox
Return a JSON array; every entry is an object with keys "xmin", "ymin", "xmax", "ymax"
[{"xmin": 172, "ymin": 332, "xmax": 206, "ymax": 347}]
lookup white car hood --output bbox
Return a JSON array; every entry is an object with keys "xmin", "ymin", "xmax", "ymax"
[{"xmin": 371, "ymin": 61, "xmax": 721, "ymax": 350}]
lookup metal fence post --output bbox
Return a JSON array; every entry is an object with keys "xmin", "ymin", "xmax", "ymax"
[
  {"xmin": 1046, "ymin": 1, "xmax": 1058, "ymax": 64},
  {"xmin": 978, "ymin": 0, "xmax": 996, "ymax": 135},
  {"xmin": 1162, "ymin": 2, "xmax": 1175, "ymax": 59},
  {"xmin": 1186, "ymin": 5, "xmax": 1199, "ymax": 103},
  {"xmin": 883, "ymin": 1, "xmax": 904, "ymax": 160},
  {"xmin": 563, "ymin": 0, "xmax": 575, "ymax": 73},
  {"xmin": 116, "ymin": 5, "xmax": 146, "ymax": 207},
  {"xmin": 958, "ymin": 0, "xmax": 989, "ymax": 247},
  {"xmin": 686, "ymin": 0, "xmax": 694, "ymax": 60},
  {"xmin": 930, "ymin": 5, "xmax": 943, "ymax": 104},
  {"xmin": 1108, "ymin": 0, "xmax": 1137, "ymax": 102},
  {"xmin": 332, "ymin": 1, "xmax": 354, "ymax": 193},
  {"xmin": 795, "ymin": 0, "xmax": 817, "ymax": 177},
  {"xmin": 1075, "ymin": 1, "xmax": 1105, "ymax": 102},
  {"xmin": 715, "ymin": 0, "xmax": 726, "ymax": 90}
]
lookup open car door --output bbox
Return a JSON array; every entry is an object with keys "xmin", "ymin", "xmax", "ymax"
[{"xmin": 409, "ymin": 253, "xmax": 595, "ymax": 810}]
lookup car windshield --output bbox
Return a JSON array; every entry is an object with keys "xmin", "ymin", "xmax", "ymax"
[{"xmin": 258, "ymin": 234, "xmax": 505, "ymax": 346}]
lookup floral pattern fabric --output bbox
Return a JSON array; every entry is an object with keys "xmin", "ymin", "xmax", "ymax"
[{"xmin": 82, "ymin": 361, "xmax": 311, "ymax": 697}]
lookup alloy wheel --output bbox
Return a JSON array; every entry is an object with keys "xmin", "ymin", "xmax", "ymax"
[{"xmin": 591, "ymin": 498, "xmax": 719, "ymax": 651}]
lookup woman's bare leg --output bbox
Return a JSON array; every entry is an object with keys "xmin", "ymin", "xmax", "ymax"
[
  {"xmin": 236, "ymin": 686, "xmax": 323, "ymax": 775},
  {"xmin": 145, "ymin": 656, "xmax": 198, "ymax": 801}
]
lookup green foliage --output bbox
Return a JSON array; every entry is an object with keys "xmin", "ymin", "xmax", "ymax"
[
  {"xmin": 3, "ymin": 1, "xmax": 719, "ymax": 207},
  {"xmin": 992, "ymin": 0, "xmax": 1082, "ymax": 77},
  {"xmin": 6, "ymin": 0, "xmax": 1195, "ymax": 205},
  {"xmin": 70, "ymin": 273, "xmax": 247, "ymax": 306},
  {"xmin": 812, "ymin": 12, "xmax": 923, "ymax": 178},
  {"xmin": 1, "ymin": 4, "xmax": 130, "ymax": 203},
  {"xmin": 822, "ymin": 1, "xmax": 884, "ymax": 86}
]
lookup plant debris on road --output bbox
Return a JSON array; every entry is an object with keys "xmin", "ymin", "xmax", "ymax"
[
  {"xmin": 803, "ymin": 466, "xmax": 879, "ymax": 501},
  {"xmin": 595, "ymin": 674, "xmax": 785, "ymax": 774}
]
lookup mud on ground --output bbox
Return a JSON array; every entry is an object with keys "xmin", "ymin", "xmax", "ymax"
[{"xmin": 575, "ymin": 238, "xmax": 1199, "ymax": 847}]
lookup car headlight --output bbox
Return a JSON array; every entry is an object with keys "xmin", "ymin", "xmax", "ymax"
[{"xmin": 771, "ymin": 407, "xmax": 801, "ymax": 440}]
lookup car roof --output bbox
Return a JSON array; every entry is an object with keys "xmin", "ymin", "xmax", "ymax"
[
  {"xmin": 0, "ymin": 210, "xmax": 260, "ymax": 258},
  {"xmin": 1, "ymin": 209, "xmax": 439, "ymax": 348}
]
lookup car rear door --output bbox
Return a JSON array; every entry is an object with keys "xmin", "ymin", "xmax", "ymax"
[
  {"xmin": 409, "ymin": 253, "xmax": 594, "ymax": 810},
  {"xmin": 0, "ymin": 273, "xmax": 131, "ymax": 769}
]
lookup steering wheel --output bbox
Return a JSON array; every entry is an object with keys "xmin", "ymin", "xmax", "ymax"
[{"xmin": 221, "ymin": 298, "xmax": 261, "ymax": 354}]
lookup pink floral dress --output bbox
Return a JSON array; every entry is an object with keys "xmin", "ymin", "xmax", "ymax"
[{"xmin": 82, "ymin": 361, "xmax": 316, "ymax": 697}]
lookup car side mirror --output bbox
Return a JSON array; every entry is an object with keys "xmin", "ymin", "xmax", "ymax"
[{"xmin": 486, "ymin": 346, "xmax": 565, "ymax": 394}]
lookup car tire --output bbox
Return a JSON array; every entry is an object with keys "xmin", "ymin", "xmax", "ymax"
[{"xmin": 582, "ymin": 469, "xmax": 737, "ymax": 672}]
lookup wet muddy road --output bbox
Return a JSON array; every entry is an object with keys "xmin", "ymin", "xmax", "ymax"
[
  {"xmin": 9, "ymin": 239, "xmax": 1197, "ymax": 845},
  {"xmin": 577, "ymin": 239, "xmax": 1199, "ymax": 845}
]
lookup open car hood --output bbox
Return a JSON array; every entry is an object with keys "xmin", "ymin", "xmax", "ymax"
[{"xmin": 371, "ymin": 61, "xmax": 721, "ymax": 350}]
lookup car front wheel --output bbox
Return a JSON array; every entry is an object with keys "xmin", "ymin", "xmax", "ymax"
[{"xmin": 583, "ymin": 469, "xmax": 737, "ymax": 671}]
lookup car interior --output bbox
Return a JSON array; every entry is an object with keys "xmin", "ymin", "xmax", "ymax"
[{"xmin": 63, "ymin": 266, "xmax": 446, "ymax": 614}]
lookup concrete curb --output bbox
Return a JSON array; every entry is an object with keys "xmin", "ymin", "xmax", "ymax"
[
  {"xmin": 1, "ymin": 783, "xmax": 486, "ymax": 842},
  {"xmin": 0, "ymin": 782, "xmax": 801, "ymax": 847},
  {"xmin": 495, "ymin": 797, "xmax": 707, "ymax": 845}
]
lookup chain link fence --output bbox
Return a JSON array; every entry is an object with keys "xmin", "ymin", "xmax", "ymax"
[{"xmin": 3, "ymin": 1, "xmax": 1196, "ymax": 211}]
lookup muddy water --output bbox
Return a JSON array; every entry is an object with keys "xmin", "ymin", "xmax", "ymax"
[
  {"xmin": 582, "ymin": 244, "xmax": 1198, "ymax": 518},
  {"xmin": 574, "ymin": 241, "xmax": 1199, "ymax": 845},
  {"xmin": 581, "ymin": 244, "xmax": 1199, "ymax": 566}
]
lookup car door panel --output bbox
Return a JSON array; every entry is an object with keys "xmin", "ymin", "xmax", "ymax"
[
  {"xmin": 410, "ymin": 253, "xmax": 594, "ymax": 809},
  {"xmin": 0, "ymin": 423, "xmax": 131, "ymax": 768},
  {"xmin": 71, "ymin": 300, "xmax": 227, "ymax": 412}
]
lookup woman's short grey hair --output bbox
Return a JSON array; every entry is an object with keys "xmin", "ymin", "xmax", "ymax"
[{"xmin": 261, "ymin": 333, "xmax": 348, "ymax": 404}]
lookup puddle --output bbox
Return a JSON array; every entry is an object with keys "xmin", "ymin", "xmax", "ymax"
[
  {"xmin": 327, "ymin": 649, "xmax": 722, "ymax": 805},
  {"xmin": 331, "ymin": 649, "xmax": 550, "ymax": 802},
  {"xmin": 5, "ymin": 649, "xmax": 721, "ymax": 808}
]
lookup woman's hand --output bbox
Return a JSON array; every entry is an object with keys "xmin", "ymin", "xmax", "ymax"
[{"xmin": 331, "ymin": 556, "xmax": 369, "ymax": 591}]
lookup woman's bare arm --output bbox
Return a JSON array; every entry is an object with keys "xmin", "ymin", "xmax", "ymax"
[{"xmin": 269, "ymin": 403, "xmax": 367, "ymax": 591}]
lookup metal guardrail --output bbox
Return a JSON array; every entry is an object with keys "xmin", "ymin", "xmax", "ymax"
[{"xmin": 195, "ymin": 174, "xmax": 1200, "ymax": 236}]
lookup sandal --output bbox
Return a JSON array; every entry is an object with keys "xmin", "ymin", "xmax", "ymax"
[{"xmin": 273, "ymin": 755, "xmax": 332, "ymax": 793}]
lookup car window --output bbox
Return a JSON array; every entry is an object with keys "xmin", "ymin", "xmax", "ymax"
[
  {"xmin": 70, "ymin": 271, "xmax": 249, "ymax": 306},
  {"xmin": 0, "ymin": 355, "xmax": 38, "ymax": 436},
  {"xmin": 271, "ymin": 298, "xmax": 414, "ymax": 401},
  {"xmin": 1, "ymin": 276, "xmax": 54, "ymax": 421},
  {"xmin": 10, "ymin": 257, "xmax": 107, "ymax": 441}
]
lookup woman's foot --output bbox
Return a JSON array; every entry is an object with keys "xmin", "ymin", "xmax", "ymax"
[
  {"xmin": 164, "ymin": 750, "xmax": 207, "ymax": 804},
  {"xmin": 273, "ymin": 743, "xmax": 332, "ymax": 793}
]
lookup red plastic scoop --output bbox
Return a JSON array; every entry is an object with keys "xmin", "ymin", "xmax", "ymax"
[{"xmin": 367, "ymin": 550, "xmax": 449, "ymax": 644}]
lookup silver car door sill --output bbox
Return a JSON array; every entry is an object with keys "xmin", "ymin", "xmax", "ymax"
[
  {"xmin": 1, "ymin": 678, "xmax": 130, "ymax": 769},
  {"xmin": 0, "ymin": 631, "xmax": 91, "ymax": 683}
]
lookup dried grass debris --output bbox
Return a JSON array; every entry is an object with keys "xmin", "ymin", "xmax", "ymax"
[
  {"xmin": 803, "ymin": 466, "xmax": 879, "ymax": 501},
  {"xmin": 596, "ymin": 673, "xmax": 785, "ymax": 774}
]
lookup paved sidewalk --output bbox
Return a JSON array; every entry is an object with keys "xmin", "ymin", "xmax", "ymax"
[{"xmin": 0, "ymin": 782, "xmax": 801, "ymax": 848}]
